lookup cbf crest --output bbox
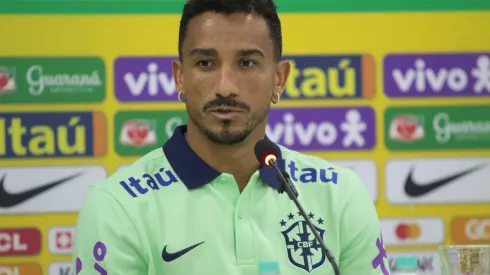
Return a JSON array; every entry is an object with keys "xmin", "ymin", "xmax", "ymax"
[{"xmin": 280, "ymin": 212, "xmax": 326, "ymax": 273}]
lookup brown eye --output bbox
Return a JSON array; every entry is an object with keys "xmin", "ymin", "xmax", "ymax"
[
  {"xmin": 196, "ymin": 60, "xmax": 214, "ymax": 67},
  {"xmin": 238, "ymin": 60, "xmax": 257, "ymax": 67}
]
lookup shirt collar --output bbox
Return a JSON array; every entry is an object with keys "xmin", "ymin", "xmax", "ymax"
[{"xmin": 162, "ymin": 125, "xmax": 282, "ymax": 190}]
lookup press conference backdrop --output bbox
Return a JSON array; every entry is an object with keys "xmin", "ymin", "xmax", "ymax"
[{"xmin": 0, "ymin": 0, "xmax": 489, "ymax": 274}]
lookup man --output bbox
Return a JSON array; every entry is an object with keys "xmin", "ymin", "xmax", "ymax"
[{"xmin": 73, "ymin": 0, "xmax": 390, "ymax": 274}]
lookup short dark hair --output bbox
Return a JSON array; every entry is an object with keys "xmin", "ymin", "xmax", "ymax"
[{"xmin": 178, "ymin": 0, "xmax": 283, "ymax": 61}]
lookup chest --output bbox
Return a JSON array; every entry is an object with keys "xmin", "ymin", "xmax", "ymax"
[{"xmin": 138, "ymin": 187, "xmax": 341, "ymax": 275}]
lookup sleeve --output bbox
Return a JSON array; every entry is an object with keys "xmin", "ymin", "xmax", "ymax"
[
  {"xmin": 72, "ymin": 185, "xmax": 148, "ymax": 275},
  {"xmin": 338, "ymin": 169, "xmax": 391, "ymax": 275}
]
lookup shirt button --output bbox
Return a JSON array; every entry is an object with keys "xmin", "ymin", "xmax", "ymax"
[
  {"xmin": 238, "ymin": 212, "xmax": 245, "ymax": 219},
  {"xmin": 219, "ymin": 178, "xmax": 226, "ymax": 183}
]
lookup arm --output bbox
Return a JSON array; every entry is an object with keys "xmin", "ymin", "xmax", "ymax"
[
  {"xmin": 72, "ymin": 185, "xmax": 147, "ymax": 274},
  {"xmin": 338, "ymin": 169, "xmax": 390, "ymax": 275}
]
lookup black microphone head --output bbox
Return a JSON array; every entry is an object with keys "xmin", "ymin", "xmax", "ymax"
[{"xmin": 254, "ymin": 139, "xmax": 280, "ymax": 166}]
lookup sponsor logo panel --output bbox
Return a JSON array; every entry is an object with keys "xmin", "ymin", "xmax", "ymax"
[
  {"xmin": 386, "ymin": 157, "xmax": 490, "ymax": 204},
  {"xmin": 0, "ymin": 165, "xmax": 107, "ymax": 214},
  {"xmin": 0, "ymin": 57, "xmax": 106, "ymax": 103},
  {"xmin": 114, "ymin": 57, "xmax": 177, "ymax": 102},
  {"xmin": 388, "ymin": 251, "xmax": 440, "ymax": 275},
  {"xmin": 267, "ymin": 107, "xmax": 376, "ymax": 151},
  {"xmin": 282, "ymin": 54, "xmax": 375, "ymax": 99},
  {"xmin": 114, "ymin": 110, "xmax": 187, "ymax": 156},
  {"xmin": 0, "ymin": 228, "xmax": 41, "ymax": 256},
  {"xmin": 380, "ymin": 218, "xmax": 445, "ymax": 245},
  {"xmin": 0, "ymin": 111, "xmax": 107, "ymax": 158},
  {"xmin": 451, "ymin": 217, "xmax": 490, "ymax": 244},
  {"xmin": 385, "ymin": 105, "xmax": 490, "ymax": 150},
  {"xmin": 0, "ymin": 263, "xmax": 42, "ymax": 275},
  {"xmin": 329, "ymin": 159, "xmax": 378, "ymax": 201},
  {"xmin": 384, "ymin": 53, "xmax": 490, "ymax": 97},
  {"xmin": 48, "ymin": 226, "xmax": 76, "ymax": 255}
]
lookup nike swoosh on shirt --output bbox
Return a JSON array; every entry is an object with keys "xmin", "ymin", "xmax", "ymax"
[
  {"xmin": 0, "ymin": 172, "xmax": 83, "ymax": 208},
  {"xmin": 404, "ymin": 164, "xmax": 486, "ymax": 197},
  {"xmin": 162, "ymin": 241, "xmax": 204, "ymax": 262}
]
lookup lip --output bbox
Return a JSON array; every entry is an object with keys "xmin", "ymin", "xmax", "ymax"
[
  {"xmin": 208, "ymin": 107, "xmax": 245, "ymax": 120},
  {"xmin": 207, "ymin": 106, "xmax": 245, "ymax": 113}
]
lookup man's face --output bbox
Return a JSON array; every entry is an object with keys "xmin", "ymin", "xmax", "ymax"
[{"xmin": 173, "ymin": 12, "xmax": 290, "ymax": 145}]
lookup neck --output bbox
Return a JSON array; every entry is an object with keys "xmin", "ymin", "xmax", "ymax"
[{"xmin": 185, "ymin": 121, "xmax": 265, "ymax": 191}]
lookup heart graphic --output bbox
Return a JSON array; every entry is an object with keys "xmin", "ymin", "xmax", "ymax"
[
  {"xmin": 136, "ymin": 127, "xmax": 149, "ymax": 139},
  {"xmin": 396, "ymin": 121, "xmax": 416, "ymax": 140},
  {"xmin": 127, "ymin": 123, "xmax": 150, "ymax": 146},
  {"xmin": 0, "ymin": 74, "xmax": 8, "ymax": 89}
]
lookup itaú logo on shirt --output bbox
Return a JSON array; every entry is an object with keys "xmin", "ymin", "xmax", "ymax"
[
  {"xmin": 277, "ymin": 159, "xmax": 338, "ymax": 184},
  {"xmin": 118, "ymin": 160, "xmax": 339, "ymax": 198},
  {"xmin": 119, "ymin": 168, "xmax": 178, "ymax": 198}
]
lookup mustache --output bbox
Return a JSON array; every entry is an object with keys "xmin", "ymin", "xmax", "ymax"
[{"xmin": 202, "ymin": 96, "xmax": 250, "ymax": 112}]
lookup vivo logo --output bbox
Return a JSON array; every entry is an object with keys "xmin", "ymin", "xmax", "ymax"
[
  {"xmin": 265, "ymin": 107, "xmax": 375, "ymax": 151},
  {"xmin": 384, "ymin": 53, "xmax": 490, "ymax": 97},
  {"xmin": 114, "ymin": 57, "xmax": 178, "ymax": 101},
  {"xmin": 123, "ymin": 62, "xmax": 176, "ymax": 97}
]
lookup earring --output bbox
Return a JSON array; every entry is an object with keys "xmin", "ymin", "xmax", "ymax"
[
  {"xmin": 178, "ymin": 91, "xmax": 186, "ymax": 102},
  {"xmin": 271, "ymin": 94, "xmax": 280, "ymax": 104}
]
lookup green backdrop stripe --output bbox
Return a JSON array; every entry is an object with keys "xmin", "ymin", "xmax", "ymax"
[{"xmin": 1, "ymin": 0, "xmax": 490, "ymax": 14}]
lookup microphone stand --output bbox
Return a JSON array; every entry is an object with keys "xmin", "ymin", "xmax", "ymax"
[{"xmin": 269, "ymin": 160, "xmax": 341, "ymax": 275}]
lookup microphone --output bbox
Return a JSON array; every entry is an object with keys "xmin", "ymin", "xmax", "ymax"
[{"xmin": 254, "ymin": 139, "xmax": 341, "ymax": 275}]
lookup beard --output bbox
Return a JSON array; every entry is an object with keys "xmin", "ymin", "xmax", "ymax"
[{"xmin": 187, "ymin": 105, "xmax": 269, "ymax": 145}]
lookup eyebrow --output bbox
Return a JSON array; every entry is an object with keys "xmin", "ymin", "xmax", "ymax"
[
  {"xmin": 237, "ymin": 49, "xmax": 265, "ymax": 58},
  {"xmin": 189, "ymin": 48, "xmax": 218, "ymax": 57},
  {"xmin": 188, "ymin": 48, "xmax": 265, "ymax": 58}
]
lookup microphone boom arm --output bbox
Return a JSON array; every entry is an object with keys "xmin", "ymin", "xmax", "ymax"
[{"xmin": 269, "ymin": 159, "xmax": 298, "ymax": 199}]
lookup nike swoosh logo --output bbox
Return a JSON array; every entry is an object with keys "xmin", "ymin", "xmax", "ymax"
[
  {"xmin": 162, "ymin": 241, "xmax": 204, "ymax": 262},
  {"xmin": 0, "ymin": 172, "xmax": 83, "ymax": 208},
  {"xmin": 404, "ymin": 164, "xmax": 486, "ymax": 197}
]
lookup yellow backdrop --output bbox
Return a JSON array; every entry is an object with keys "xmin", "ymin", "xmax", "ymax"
[{"xmin": 1, "ymin": 10, "xmax": 490, "ymax": 271}]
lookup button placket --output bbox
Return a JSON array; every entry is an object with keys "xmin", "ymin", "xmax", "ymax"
[{"xmin": 234, "ymin": 176, "xmax": 257, "ymax": 265}]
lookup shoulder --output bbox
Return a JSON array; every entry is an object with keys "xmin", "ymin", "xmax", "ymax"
[
  {"xmin": 278, "ymin": 145, "xmax": 363, "ymax": 188},
  {"xmin": 89, "ymin": 147, "xmax": 177, "ymax": 199}
]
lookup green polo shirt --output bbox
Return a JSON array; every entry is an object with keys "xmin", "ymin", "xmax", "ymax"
[{"xmin": 73, "ymin": 125, "xmax": 390, "ymax": 275}]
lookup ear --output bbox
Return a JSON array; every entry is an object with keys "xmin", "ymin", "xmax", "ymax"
[
  {"xmin": 274, "ymin": 60, "xmax": 291, "ymax": 98},
  {"xmin": 172, "ymin": 59, "xmax": 184, "ymax": 93}
]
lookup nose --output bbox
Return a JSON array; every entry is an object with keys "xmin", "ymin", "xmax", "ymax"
[{"xmin": 216, "ymin": 64, "xmax": 239, "ymax": 98}]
